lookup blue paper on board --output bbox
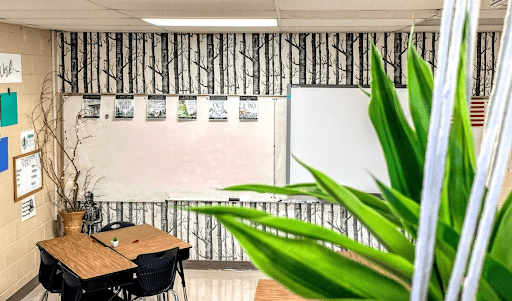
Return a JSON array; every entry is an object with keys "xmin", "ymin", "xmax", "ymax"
[
  {"xmin": 0, "ymin": 92, "xmax": 18, "ymax": 127},
  {"xmin": 0, "ymin": 137, "xmax": 8, "ymax": 173}
]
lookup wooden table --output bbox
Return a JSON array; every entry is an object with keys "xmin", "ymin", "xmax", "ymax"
[
  {"xmin": 92, "ymin": 224, "xmax": 193, "ymax": 301},
  {"xmin": 92, "ymin": 224, "xmax": 192, "ymax": 260},
  {"xmin": 254, "ymin": 279, "xmax": 312, "ymax": 301},
  {"xmin": 37, "ymin": 233, "xmax": 137, "ymax": 291}
]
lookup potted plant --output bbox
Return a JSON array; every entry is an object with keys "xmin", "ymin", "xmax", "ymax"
[
  {"xmin": 29, "ymin": 74, "xmax": 102, "ymax": 236},
  {"xmin": 111, "ymin": 237, "xmax": 119, "ymax": 248},
  {"xmin": 189, "ymin": 29, "xmax": 512, "ymax": 300}
]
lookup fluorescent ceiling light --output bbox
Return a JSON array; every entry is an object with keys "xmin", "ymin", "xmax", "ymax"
[{"xmin": 143, "ymin": 19, "xmax": 278, "ymax": 27}]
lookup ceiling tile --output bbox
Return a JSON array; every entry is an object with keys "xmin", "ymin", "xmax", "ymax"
[
  {"xmin": 89, "ymin": 0, "xmax": 275, "ymax": 10},
  {"xmin": 279, "ymin": 0, "xmax": 445, "ymax": 11},
  {"xmin": 0, "ymin": 10, "xmax": 130, "ymax": 19},
  {"xmin": 280, "ymin": 26, "xmax": 407, "ymax": 33},
  {"xmin": 3, "ymin": 18, "xmax": 148, "ymax": 27},
  {"xmin": 1, "ymin": 0, "xmax": 103, "ymax": 10},
  {"xmin": 44, "ymin": 25, "xmax": 163, "ymax": 32},
  {"xmin": 120, "ymin": 10, "xmax": 277, "ymax": 19},
  {"xmin": 280, "ymin": 10, "xmax": 438, "ymax": 19},
  {"xmin": 281, "ymin": 19, "xmax": 422, "ymax": 27}
]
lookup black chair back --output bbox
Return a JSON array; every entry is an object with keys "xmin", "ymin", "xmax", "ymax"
[
  {"xmin": 99, "ymin": 221, "xmax": 135, "ymax": 232},
  {"xmin": 133, "ymin": 247, "xmax": 179, "ymax": 296},
  {"xmin": 60, "ymin": 263, "xmax": 82, "ymax": 301},
  {"xmin": 38, "ymin": 245, "xmax": 60, "ymax": 290}
]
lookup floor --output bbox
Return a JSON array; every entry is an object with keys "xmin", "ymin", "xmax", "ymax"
[{"xmin": 22, "ymin": 269, "xmax": 269, "ymax": 301}]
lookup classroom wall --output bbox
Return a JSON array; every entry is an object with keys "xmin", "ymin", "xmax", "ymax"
[{"xmin": 0, "ymin": 22, "xmax": 55, "ymax": 300}]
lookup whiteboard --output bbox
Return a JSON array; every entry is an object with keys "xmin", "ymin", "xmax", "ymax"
[
  {"xmin": 63, "ymin": 95, "xmax": 287, "ymax": 202},
  {"xmin": 14, "ymin": 150, "xmax": 43, "ymax": 201},
  {"xmin": 289, "ymin": 87, "xmax": 411, "ymax": 193}
]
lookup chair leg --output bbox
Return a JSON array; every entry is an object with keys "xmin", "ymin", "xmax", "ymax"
[
  {"xmin": 169, "ymin": 290, "xmax": 180, "ymax": 301},
  {"xmin": 39, "ymin": 290, "xmax": 48, "ymax": 301}
]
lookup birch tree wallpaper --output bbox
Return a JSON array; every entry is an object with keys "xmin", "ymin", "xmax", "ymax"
[
  {"xmin": 58, "ymin": 32, "xmax": 499, "ymax": 97},
  {"xmin": 59, "ymin": 31, "xmax": 499, "ymax": 261}
]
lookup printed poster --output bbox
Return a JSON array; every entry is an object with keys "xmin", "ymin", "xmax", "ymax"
[
  {"xmin": 239, "ymin": 96, "xmax": 258, "ymax": 120},
  {"xmin": 178, "ymin": 95, "xmax": 197, "ymax": 119},
  {"xmin": 0, "ymin": 53, "xmax": 22, "ymax": 83},
  {"xmin": 115, "ymin": 94, "xmax": 134, "ymax": 119},
  {"xmin": 82, "ymin": 94, "xmax": 101, "ymax": 118},
  {"xmin": 21, "ymin": 195, "xmax": 36, "ymax": 222},
  {"xmin": 20, "ymin": 129, "xmax": 35, "ymax": 154},
  {"xmin": 208, "ymin": 95, "xmax": 228, "ymax": 120},
  {"xmin": 147, "ymin": 95, "xmax": 166, "ymax": 119}
]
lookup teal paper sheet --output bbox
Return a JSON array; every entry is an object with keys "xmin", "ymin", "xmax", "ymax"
[{"xmin": 0, "ymin": 92, "xmax": 18, "ymax": 127}]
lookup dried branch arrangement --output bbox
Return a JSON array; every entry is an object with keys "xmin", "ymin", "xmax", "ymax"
[{"xmin": 28, "ymin": 72, "xmax": 102, "ymax": 213}]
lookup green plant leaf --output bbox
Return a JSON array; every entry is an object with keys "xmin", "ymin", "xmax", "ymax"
[
  {"xmin": 190, "ymin": 206, "xmax": 414, "ymax": 281},
  {"xmin": 214, "ymin": 214, "xmax": 411, "ymax": 300},
  {"xmin": 489, "ymin": 190, "xmax": 512, "ymax": 269},
  {"xmin": 295, "ymin": 157, "xmax": 416, "ymax": 262},
  {"xmin": 443, "ymin": 23, "xmax": 476, "ymax": 232},
  {"xmin": 369, "ymin": 44, "xmax": 423, "ymax": 203},
  {"xmin": 482, "ymin": 255, "xmax": 512, "ymax": 301},
  {"xmin": 224, "ymin": 183, "xmax": 401, "ymax": 226},
  {"xmin": 406, "ymin": 30, "xmax": 433, "ymax": 160}
]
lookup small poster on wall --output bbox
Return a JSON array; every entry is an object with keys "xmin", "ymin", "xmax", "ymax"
[
  {"xmin": 115, "ymin": 94, "xmax": 134, "ymax": 119},
  {"xmin": 20, "ymin": 129, "xmax": 35, "ymax": 154},
  {"xmin": 0, "ymin": 53, "xmax": 22, "ymax": 83},
  {"xmin": 21, "ymin": 195, "xmax": 36, "ymax": 222},
  {"xmin": 82, "ymin": 94, "xmax": 101, "ymax": 118},
  {"xmin": 178, "ymin": 95, "xmax": 197, "ymax": 119},
  {"xmin": 147, "ymin": 95, "xmax": 166, "ymax": 119},
  {"xmin": 208, "ymin": 95, "xmax": 228, "ymax": 120},
  {"xmin": 239, "ymin": 96, "xmax": 258, "ymax": 120}
]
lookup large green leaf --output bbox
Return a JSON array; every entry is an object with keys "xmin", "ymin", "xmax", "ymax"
[
  {"xmin": 190, "ymin": 206, "xmax": 414, "ymax": 281},
  {"xmin": 224, "ymin": 183, "xmax": 401, "ymax": 226},
  {"xmin": 443, "ymin": 20, "xmax": 476, "ymax": 232},
  {"xmin": 213, "ymin": 214, "xmax": 411, "ymax": 300},
  {"xmin": 406, "ymin": 33, "xmax": 433, "ymax": 161},
  {"xmin": 369, "ymin": 44, "xmax": 423, "ymax": 203},
  {"xmin": 490, "ymin": 190, "xmax": 512, "ymax": 269},
  {"xmin": 295, "ymin": 157, "xmax": 416, "ymax": 262}
]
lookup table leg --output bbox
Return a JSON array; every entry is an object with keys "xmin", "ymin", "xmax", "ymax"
[{"xmin": 177, "ymin": 260, "xmax": 188, "ymax": 301}]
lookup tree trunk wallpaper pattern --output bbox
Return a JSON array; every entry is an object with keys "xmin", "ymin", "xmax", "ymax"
[{"xmin": 59, "ymin": 31, "xmax": 499, "ymax": 96}]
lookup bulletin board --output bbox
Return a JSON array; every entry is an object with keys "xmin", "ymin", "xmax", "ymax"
[
  {"xmin": 13, "ymin": 150, "xmax": 44, "ymax": 202},
  {"xmin": 63, "ymin": 95, "xmax": 287, "ymax": 203}
]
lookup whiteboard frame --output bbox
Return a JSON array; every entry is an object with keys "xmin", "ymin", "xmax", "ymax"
[{"xmin": 13, "ymin": 149, "xmax": 44, "ymax": 202}]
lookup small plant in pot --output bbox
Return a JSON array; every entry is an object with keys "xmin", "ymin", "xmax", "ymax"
[
  {"xmin": 29, "ymin": 73, "xmax": 102, "ymax": 236},
  {"xmin": 111, "ymin": 237, "xmax": 119, "ymax": 248}
]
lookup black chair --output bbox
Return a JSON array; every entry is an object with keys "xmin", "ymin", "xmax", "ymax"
[
  {"xmin": 124, "ymin": 247, "xmax": 180, "ymax": 301},
  {"xmin": 38, "ymin": 245, "xmax": 63, "ymax": 301},
  {"xmin": 99, "ymin": 221, "xmax": 135, "ymax": 232},
  {"xmin": 60, "ymin": 263, "xmax": 124, "ymax": 301}
]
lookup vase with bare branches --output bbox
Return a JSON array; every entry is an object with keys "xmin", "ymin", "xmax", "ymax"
[{"xmin": 29, "ymin": 73, "xmax": 102, "ymax": 235}]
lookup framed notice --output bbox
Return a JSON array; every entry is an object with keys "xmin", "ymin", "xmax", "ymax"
[
  {"xmin": 13, "ymin": 150, "xmax": 43, "ymax": 202},
  {"xmin": 114, "ymin": 94, "xmax": 134, "ymax": 118},
  {"xmin": 82, "ymin": 94, "xmax": 101, "ymax": 118}
]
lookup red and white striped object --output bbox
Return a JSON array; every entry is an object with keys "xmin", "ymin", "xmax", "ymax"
[{"xmin": 470, "ymin": 97, "xmax": 488, "ymax": 127}]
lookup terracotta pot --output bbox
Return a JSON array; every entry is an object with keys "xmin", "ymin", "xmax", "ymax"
[{"xmin": 60, "ymin": 211, "xmax": 85, "ymax": 236}]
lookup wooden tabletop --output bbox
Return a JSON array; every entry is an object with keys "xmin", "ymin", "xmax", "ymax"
[
  {"xmin": 254, "ymin": 279, "xmax": 312, "ymax": 301},
  {"xmin": 37, "ymin": 233, "xmax": 137, "ymax": 280},
  {"xmin": 92, "ymin": 224, "xmax": 192, "ymax": 260}
]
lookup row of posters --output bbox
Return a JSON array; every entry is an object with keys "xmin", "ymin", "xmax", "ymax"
[{"xmin": 82, "ymin": 94, "xmax": 258, "ymax": 120}]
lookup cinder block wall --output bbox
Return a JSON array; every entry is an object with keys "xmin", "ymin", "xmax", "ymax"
[{"xmin": 0, "ymin": 22, "xmax": 55, "ymax": 300}]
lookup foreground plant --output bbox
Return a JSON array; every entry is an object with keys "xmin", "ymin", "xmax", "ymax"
[{"xmin": 189, "ymin": 35, "xmax": 512, "ymax": 300}]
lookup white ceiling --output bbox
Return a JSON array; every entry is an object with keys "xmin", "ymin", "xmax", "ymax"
[{"xmin": 0, "ymin": 0, "xmax": 506, "ymax": 32}]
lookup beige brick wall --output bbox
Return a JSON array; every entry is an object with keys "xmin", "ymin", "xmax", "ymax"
[{"xmin": 0, "ymin": 22, "xmax": 55, "ymax": 301}]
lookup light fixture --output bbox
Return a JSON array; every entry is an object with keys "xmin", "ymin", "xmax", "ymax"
[{"xmin": 143, "ymin": 19, "xmax": 278, "ymax": 27}]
